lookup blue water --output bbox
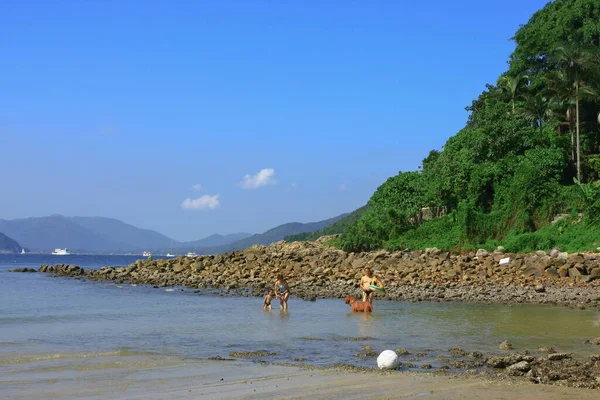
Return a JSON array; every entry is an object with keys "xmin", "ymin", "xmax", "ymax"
[{"xmin": 2, "ymin": 254, "xmax": 600, "ymax": 369}]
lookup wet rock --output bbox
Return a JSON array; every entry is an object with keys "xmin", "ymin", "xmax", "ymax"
[
  {"xmin": 548, "ymin": 353, "xmax": 572, "ymax": 361},
  {"xmin": 9, "ymin": 267, "xmax": 37, "ymax": 272},
  {"xmin": 538, "ymin": 347, "xmax": 555, "ymax": 353},
  {"xmin": 421, "ymin": 364, "xmax": 432, "ymax": 369},
  {"xmin": 448, "ymin": 347, "xmax": 467, "ymax": 357},
  {"xmin": 355, "ymin": 350, "xmax": 377, "ymax": 357},
  {"xmin": 229, "ymin": 351, "xmax": 276, "ymax": 358},
  {"xmin": 499, "ymin": 340, "xmax": 513, "ymax": 350},
  {"xmin": 485, "ymin": 356, "xmax": 506, "ymax": 368},
  {"xmin": 506, "ymin": 361, "xmax": 531, "ymax": 376},
  {"xmin": 395, "ymin": 348, "xmax": 410, "ymax": 356}
]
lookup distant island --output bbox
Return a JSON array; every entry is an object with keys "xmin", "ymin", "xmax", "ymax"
[{"xmin": 0, "ymin": 232, "xmax": 23, "ymax": 254}]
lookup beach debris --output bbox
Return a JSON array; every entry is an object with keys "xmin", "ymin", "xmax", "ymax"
[
  {"xmin": 499, "ymin": 257, "xmax": 511, "ymax": 265},
  {"xmin": 377, "ymin": 350, "xmax": 400, "ymax": 370}
]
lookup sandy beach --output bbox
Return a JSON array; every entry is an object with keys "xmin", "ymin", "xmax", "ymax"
[{"xmin": 2, "ymin": 353, "xmax": 599, "ymax": 400}]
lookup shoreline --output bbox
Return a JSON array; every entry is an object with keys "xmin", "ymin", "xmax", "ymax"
[
  {"xmin": 3, "ymin": 353, "xmax": 599, "ymax": 399},
  {"xmin": 24, "ymin": 239, "xmax": 600, "ymax": 310}
]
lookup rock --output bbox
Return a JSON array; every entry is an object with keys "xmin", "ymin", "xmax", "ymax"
[
  {"xmin": 377, "ymin": 350, "xmax": 400, "ymax": 370},
  {"xmin": 506, "ymin": 361, "xmax": 530, "ymax": 375},
  {"xmin": 395, "ymin": 348, "xmax": 410, "ymax": 356},
  {"xmin": 538, "ymin": 347, "xmax": 555, "ymax": 353},
  {"xmin": 535, "ymin": 250, "xmax": 547, "ymax": 257},
  {"xmin": 591, "ymin": 337, "xmax": 600, "ymax": 345},
  {"xmin": 475, "ymin": 249, "xmax": 489, "ymax": 257},
  {"xmin": 9, "ymin": 267, "xmax": 37, "ymax": 273},
  {"xmin": 495, "ymin": 246, "xmax": 505, "ymax": 253},
  {"xmin": 499, "ymin": 340, "xmax": 513, "ymax": 350},
  {"xmin": 547, "ymin": 353, "xmax": 572, "ymax": 361},
  {"xmin": 549, "ymin": 249, "xmax": 561, "ymax": 258},
  {"xmin": 485, "ymin": 356, "xmax": 506, "ymax": 368},
  {"xmin": 534, "ymin": 285, "xmax": 545, "ymax": 293}
]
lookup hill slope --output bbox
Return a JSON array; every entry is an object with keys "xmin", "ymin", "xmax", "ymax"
[
  {"xmin": 0, "ymin": 232, "xmax": 22, "ymax": 253},
  {"xmin": 0, "ymin": 215, "xmax": 123, "ymax": 252},
  {"xmin": 178, "ymin": 233, "xmax": 252, "ymax": 248},
  {"xmin": 69, "ymin": 216, "xmax": 175, "ymax": 250},
  {"xmin": 285, "ymin": 205, "xmax": 368, "ymax": 242},
  {"xmin": 181, "ymin": 212, "xmax": 350, "ymax": 254}
]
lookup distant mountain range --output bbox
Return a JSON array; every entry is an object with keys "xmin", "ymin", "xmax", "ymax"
[
  {"xmin": 0, "ymin": 212, "xmax": 351, "ymax": 254},
  {"xmin": 0, "ymin": 232, "xmax": 23, "ymax": 254},
  {"xmin": 177, "ymin": 213, "xmax": 350, "ymax": 255}
]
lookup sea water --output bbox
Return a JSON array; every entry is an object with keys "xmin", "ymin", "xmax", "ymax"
[{"xmin": 1, "ymin": 254, "xmax": 600, "ymax": 371}]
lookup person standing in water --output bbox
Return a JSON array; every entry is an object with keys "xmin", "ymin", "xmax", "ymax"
[
  {"xmin": 360, "ymin": 267, "xmax": 383, "ymax": 304},
  {"xmin": 274, "ymin": 275, "xmax": 290, "ymax": 310}
]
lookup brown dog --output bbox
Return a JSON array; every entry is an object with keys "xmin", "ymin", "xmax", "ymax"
[{"xmin": 345, "ymin": 295, "xmax": 373, "ymax": 312}]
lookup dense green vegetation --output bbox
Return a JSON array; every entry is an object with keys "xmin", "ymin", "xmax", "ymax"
[{"xmin": 335, "ymin": 0, "xmax": 600, "ymax": 253}]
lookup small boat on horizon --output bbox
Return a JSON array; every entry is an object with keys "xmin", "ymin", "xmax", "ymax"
[
  {"xmin": 52, "ymin": 248, "xmax": 71, "ymax": 255},
  {"xmin": 166, "ymin": 241, "xmax": 175, "ymax": 258},
  {"xmin": 20, "ymin": 248, "xmax": 26, "ymax": 254},
  {"xmin": 186, "ymin": 252, "xmax": 198, "ymax": 258},
  {"xmin": 143, "ymin": 251, "xmax": 152, "ymax": 257}
]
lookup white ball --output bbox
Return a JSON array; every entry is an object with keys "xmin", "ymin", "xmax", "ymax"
[{"xmin": 377, "ymin": 350, "xmax": 400, "ymax": 370}]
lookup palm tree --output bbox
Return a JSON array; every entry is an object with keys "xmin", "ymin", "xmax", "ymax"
[
  {"xmin": 551, "ymin": 44, "xmax": 595, "ymax": 182},
  {"xmin": 519, "ymin": 92, "xmax": 552, "ymax": 137},
  {"xmin": 496, "ymin": 73, "xmax": 529, "ymax": 113},
  {"xmin": 548, "ymin": 71, "xmax": 577, "ymax": 162}
]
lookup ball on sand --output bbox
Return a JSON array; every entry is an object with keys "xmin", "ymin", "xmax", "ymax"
[{"xmin": 377, "ymin": 350, "xmax": 400, "ymax": 370}]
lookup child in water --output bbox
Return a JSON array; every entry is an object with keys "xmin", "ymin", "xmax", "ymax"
[{"xmin": 263, "ymin": 289, "xmax": 275, "ymax": 310}]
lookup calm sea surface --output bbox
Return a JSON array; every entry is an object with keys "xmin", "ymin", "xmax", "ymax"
[{"xmin": 1, "ymin": 254, "xmax": 600, "ymax": 370}]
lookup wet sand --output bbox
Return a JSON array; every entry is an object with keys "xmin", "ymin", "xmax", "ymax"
[{"xmin": 2, "ymin": 353, "xmax": 598, "ymax": 400}]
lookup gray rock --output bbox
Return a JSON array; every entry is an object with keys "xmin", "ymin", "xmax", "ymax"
[
  {"xmin": 476, "ymin": 249, "xmax": 489, "ymax": 257},
  {"xmin": 535, "ymin": 250, "xmax": 547, "ymax": 257},
  {"xmin": 506, "ymin": 361, "xmax": 530, "ymax": 375}
]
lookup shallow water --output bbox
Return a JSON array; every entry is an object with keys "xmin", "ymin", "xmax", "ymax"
[{"xmin": 1, "ymin": 254, "xmax": 599, "ymax": 372}]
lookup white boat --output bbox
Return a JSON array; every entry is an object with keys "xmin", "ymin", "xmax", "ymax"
[
  {"xmin": 143, "ymin": 251, "xmax": 152, "ymax": 257},
  {"xmin": 52, "ymin": 248, "xmax": 71, "ymax": 255},
  {"xmin": 20, "ymin": 248, "xmax": 26, "ymax": 254},
  {"xmin": 166, "ymin": 240, "xmax": 175, "ymax": 257},
  {"xmin": 186, "ymin": 252, "xmax": 198, "ymax": 257}
]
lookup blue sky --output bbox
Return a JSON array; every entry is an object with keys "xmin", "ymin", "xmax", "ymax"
[{"xmin": 0, "ymin": 0, "xmax": 548, "ymax": 241}]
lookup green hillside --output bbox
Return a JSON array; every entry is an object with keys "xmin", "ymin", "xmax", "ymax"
[
  {"xmin": 336, "ymin": 0, "xmax": 600, "ymax": 253},
  {"xmin": 285, "ymin": 206, "xmax": 368, "ymax": 242}
]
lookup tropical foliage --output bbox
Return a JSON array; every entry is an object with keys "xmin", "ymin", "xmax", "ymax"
[{"xmin": 335, "ymin": 0, "xmax": 600, "ymax": 253}]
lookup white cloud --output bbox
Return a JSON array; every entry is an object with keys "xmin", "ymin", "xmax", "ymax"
[
  {"xmin": 338, "ymin": 183, "xmax": 347, "ymax": 192},
  {"xmin": 240, "ymin": 168, "xmax": 277, "ymax": 189},
  {"xmin": 191, "ymin": 184, "xmax": 203, "ymax": 191},
  {"xmin": 181, "ymin": 194, "xmax": 220, "ymax": 210}
]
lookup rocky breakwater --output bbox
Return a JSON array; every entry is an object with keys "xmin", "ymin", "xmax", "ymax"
[{"xmin": 32, "ymin": 239, "xmax": 600, "ymax": 308}]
